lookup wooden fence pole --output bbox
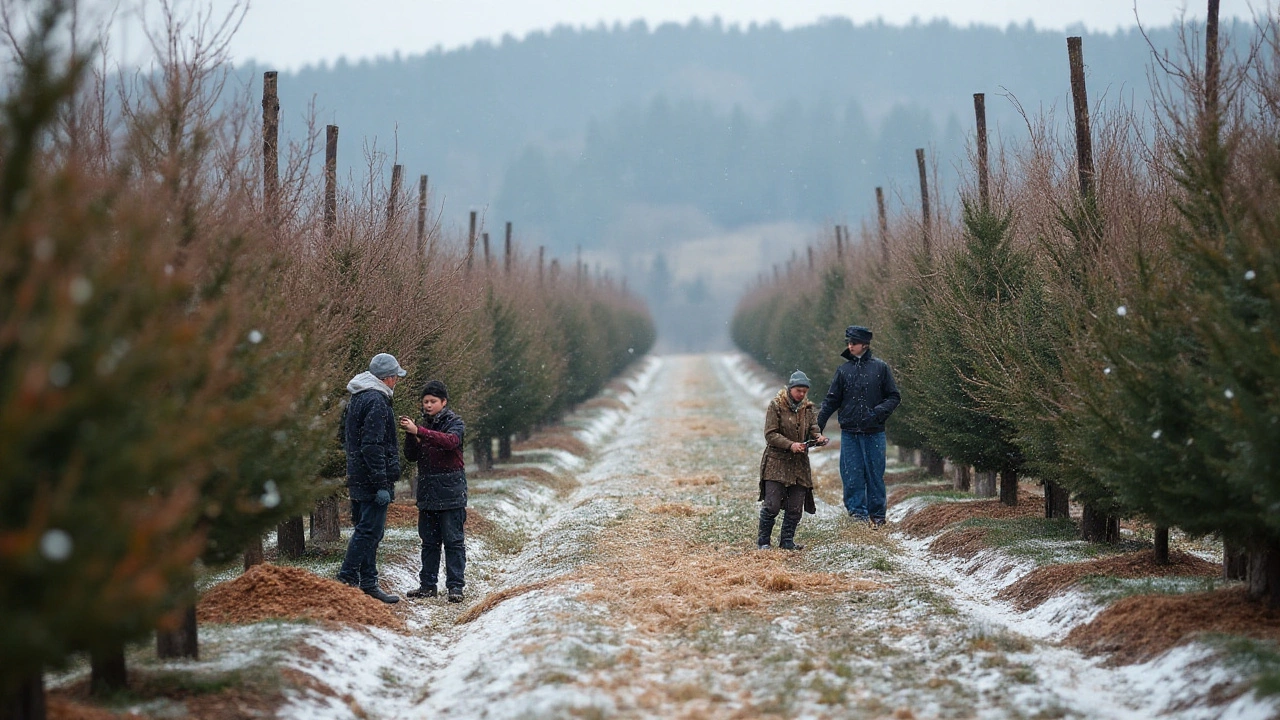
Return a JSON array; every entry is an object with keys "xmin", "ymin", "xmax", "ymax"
[
  {"xmin": 466, "ymin": 210, "xmax": 477, "ymax": 272},
  {"xmin": 915, "ymin": 148, "xmax": 931, "ymax": 260},
  {"xmin": 504, "ymin": 221, "xmax": 513, "ymax": 274},
  {"xmin": 417, "ymin": 174, "xmax": 428, "ymax": 251},
  {"xmin": 1067, "ymin": 37, "xmax": 1096, "ymax": 202},
  {"xmin": 324, "ymin": 125, "xmax": 338, "ymax": 238},
  {"xmin": 386, "ymin": 164, "xmax": 403, "ymax": 228},
  {"xmin": 974, "ymin": 93, "xmax": 990, "ymax": 212},
  {"xmin": 876, "ymin": 186, "xmax": 889, "ymax": 269},
  {"xmin": 262, "ymin": 71, "xmax": 279, "ymax": 223}
]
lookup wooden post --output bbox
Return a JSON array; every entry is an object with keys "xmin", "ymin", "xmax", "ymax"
[
  {"xmin": 262, "ymin": 71, "xmax": 279, "ymax": 222},
  {"xmin": 386, "ymin": 164, "xmax": 403, "ymax": 228},
  {"xmin": 915, "ymin": 148, "xmax": 931, "ymax": 260},
  {"xmin": 504, "ymin": 221, "xmax": 513, "ymax": 274},
  {"xmin": 772, "ymin": 264, "xmax": 779, "ymax": 282},
  {"xmin": 1067, "ymin": 37, "xmax": 1095, "ymax": 201},
  {"xmin": 834, "ymin": 225, "xmax": 844, "ymax": 260},
  {"xmin": 1206, "ymin": 0, "xmax": 1220, "ymax": 125},
  {"xmin": 538, "ymin": 245, "xmax": 545, "ymax": 284},
  {"xmin": 324, "ymin": 125, "xmax": 338, "ymax": 238},
  {"xmin": 417, "ymin": 175, "xmax": 428, "ymax": 249},
  {"xmin": 549, "ymin": 258, "xmax": 560, "ymax": 286},
  {"xmin": 876, "ymin": 186, "xmax": 889, "ymax": 268},
  {"xmin": 482, "ymin": 232, "xmax": 491, "ymax": 268},
  {"xmin": 807, "ymin": 245, "xmax": 814, "ymax": 272},
  {"xmin": 974, "ymin": 92, "xmax": 989, "ymax": 211},
  {"xmin": 466, "ymin": 210, "xmax": 477, "ymax": 272}
]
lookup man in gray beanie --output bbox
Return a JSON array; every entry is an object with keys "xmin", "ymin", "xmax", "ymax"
[
  {"xmin": 757, "ymin": 370, "xmax": 828, "ymax": 550},
  {"xmin": 817, "ymin": 326, "xmax": 900, "ymax": 527},
  {"xmin": 337, "ymin": 352, "xmax": 407, "ymax": 603}
]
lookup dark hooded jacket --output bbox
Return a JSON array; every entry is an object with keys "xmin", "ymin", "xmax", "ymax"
[
  {"xmin": 343, "ymin": 372, "xmax": 401, "ymax": 498},
  {"xmin": 816, "ymin": 348, "xmax": 901, "ymax": 434},
  {"xmin": 404, "ymin": 407, "xmax": 467, "ymax": 511},
  {"xmin": 758, "ymin": 388, "xmax": 819, "ymax": 515}
]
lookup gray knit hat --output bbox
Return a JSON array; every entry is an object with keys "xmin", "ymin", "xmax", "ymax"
[
  {"xmin": 369, "ymin": 352, "xmax": 408, "ymax": 379},
  {"xmin": 787, "ymin": 370, "xmax": 811, "ymax": 389}
]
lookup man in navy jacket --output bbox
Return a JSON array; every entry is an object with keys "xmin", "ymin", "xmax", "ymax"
[
  {"xmin": 337, "ymin": 353, "xmax": 407, "ymax": 603},
  {"xmin": 816, "ymin": 326, "xmax": 901, "ymax": 526}
]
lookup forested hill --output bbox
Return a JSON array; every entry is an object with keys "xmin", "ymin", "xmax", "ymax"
[{"xmin": 255, "ymin": 17, "xmax": 1239, "ymax": 349}]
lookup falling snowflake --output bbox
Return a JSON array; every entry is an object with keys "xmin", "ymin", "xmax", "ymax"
[
  {"xmin": 261, "ymin": 480, "xmax": 281, "ymax": 508},
  {"xmin": 1116, "ymin": 306, "xmax": 1128, "ymax": 317},
  {"xmin": 1103, "ymin": 367, "xmax": 1112, "ymax": 376},
  {"xmin": 248, "ymin": 330, "xmax": 264, "ymax": 344},
  {"xmin": 1152, "ymin": 429, "xmax": 1162, "ymax": 440},
  {"xmin": 69, "ymin": 276, "xmax": 93, "ymax": 304},
  {"xmin": 1245, "ymin": 270, "xmax": 1257, "ymax": 281},
  {"xmin": 40, "ymin": 529, "xmax": 72, "ymax": 562},
  {"xmin": 1225, "ymin": 389, "xmax": 1235, "ymax": 399}
]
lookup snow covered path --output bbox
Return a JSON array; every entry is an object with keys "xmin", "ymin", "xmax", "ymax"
[{"xmin": 284, "ymin": 353, "xmax": 1274, "ymax": 719}]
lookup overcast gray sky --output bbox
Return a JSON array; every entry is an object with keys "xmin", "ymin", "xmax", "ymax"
[{"xmin": 103, "ymin": 0, "xmax": 1248, "ymax": 71}]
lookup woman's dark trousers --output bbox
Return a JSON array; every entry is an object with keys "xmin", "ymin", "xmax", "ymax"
[{"xmin": 758, "ymin": 481, "xmax": 806, "ymax": 548}]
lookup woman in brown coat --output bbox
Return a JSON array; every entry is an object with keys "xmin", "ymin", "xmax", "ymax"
[{"xmin": 758, "ymin": 371, "xmax": 828, "ymax": 550}]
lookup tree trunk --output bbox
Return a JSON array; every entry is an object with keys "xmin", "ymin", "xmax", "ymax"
[
  {"xmin": 921, "ymin": 449, "xmax": 945, "ymax": 476},
  {"xmin": 973, "ymin": 470, "xmax": 997, "ymax": 498},
  {"xmin": 1044, "ymin": 481, "xmax": 1070, "ymax": 519},
  {"xmin": 1224, "ymin": 540, "xmax": 1249, "ymax": 581},
  {"xmin": 474, "ymin": 438, "xmax": 493, "ymax": 471},
  {"xmin": 1081, "ymin": 503, "xmax": 1118, "ymax": 544},
  {"xmin": 998, "ymin": 469, "xmax": 1018, "ymax": 506},
  {"xmin": 408, "ymin": 474, "xmax": 418, "ymax": 499},
  {"xmin": 951, "ymin": 464, "xmax": 971, "ymax": 492},
  {"xmin": 1247, "ymin": 539, "xmax": 1280, "ymax": 608},
  {"xmin": 1153, "ymin": 526, "xmax": 1170, "ymax": 566},
  {"xmin": 243, "ymin": 534, "xmax": 264, "ymax": 570},
  {"xmin": 156, "ymin": 597, "xmax": 198, "ymax": 660},
  {"xmin": 1, "ymin": 671, "xmax": 45, "ymax": 720},
  {"xmin": 90, "ymin": 642, "xmax": 127, "ymax": 696},
  {"xmin": 897, "ymin": 446, "xmax": 914, "ymax": 464},
  {"xmin": 277, "ymin": 516, "xmax": 306, "ymax": 559},
  {"xmin": 310, "ymin": 496, "xmax": 341, "ymax": 543},
  {"xmin": 498, "ymin": 435, "xmax": 512, "ymax": 462}
]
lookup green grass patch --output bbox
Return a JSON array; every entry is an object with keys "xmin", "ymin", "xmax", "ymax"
[
  {"xmin": 1213, "ymin": 636, "xmax": 1280, "ymax": 697},
  {"xmin": 1077, "ymin": 574, "xmax": 1223, "ymax": 604},
  {"xmin": 694, "ymin": 498, "xmax": 758, "ymax": 545},
  {"xmin": 955, "ymin": 517, "xmax": 1145, "ymax": 566}
]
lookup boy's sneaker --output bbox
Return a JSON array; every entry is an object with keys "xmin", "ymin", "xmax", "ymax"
[
  {"xmin": 406, "ymin": 586, "xmax": 437, "ymax": 599},
  {"xmin": 447, "ymin": 588, "xmax": 464, "ymax": 603}
]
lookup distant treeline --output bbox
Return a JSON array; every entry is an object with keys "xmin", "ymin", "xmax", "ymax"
[{"xmin": 259, "ymin": 16, "xmax": 1253, "ymax": 255}]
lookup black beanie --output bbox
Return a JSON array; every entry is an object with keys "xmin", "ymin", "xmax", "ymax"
[
  {"xmin": 420, "ymin": 380, "xmax": 448, "ymax": 401},
  {"xmin": 845, "ymin": 325, "xmax": 873, "ymax": 344}
]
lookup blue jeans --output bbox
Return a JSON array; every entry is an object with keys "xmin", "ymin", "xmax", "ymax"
[
  {"xmin": 419, "ymin": 508, "xmax": 466, "ymax": 591},
  {"xmin": 840, "ymin": 431, "xmax": 887, "ymax": 520},
  {"xmin": 338, "ymin": 498, "xmax": 388, "ymax": 591}
]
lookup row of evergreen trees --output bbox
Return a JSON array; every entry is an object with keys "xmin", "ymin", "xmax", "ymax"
[
  {"xmin": 733, "ymin": 8, "xmax": 1280, "ymax": 605},
  {"xmin": 0, "ymin": 3, "xmax": 652, "ymax": 716}
]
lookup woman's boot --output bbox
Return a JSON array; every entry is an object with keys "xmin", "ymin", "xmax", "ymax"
[
  {"xmin": 778, "ymin": 513, "xmax": 805, "ymax": 551},
  {"xmin": 756, "ymin": 507, "xmax": 778, "ymax": 549}
]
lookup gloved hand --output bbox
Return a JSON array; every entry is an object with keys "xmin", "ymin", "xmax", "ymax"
[{"xmin": 375, "ymin": 488, "xmax": 391, "ymax": 506}]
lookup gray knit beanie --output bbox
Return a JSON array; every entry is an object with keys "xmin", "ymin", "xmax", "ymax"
[{"xmin": 787, "ymin": 370, "xmax": 811, "ymax": 389}]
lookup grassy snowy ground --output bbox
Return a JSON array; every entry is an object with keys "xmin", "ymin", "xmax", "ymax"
[{"xmin": 49, "ymin": 353, "xmax": 1280, "ymax": 719}]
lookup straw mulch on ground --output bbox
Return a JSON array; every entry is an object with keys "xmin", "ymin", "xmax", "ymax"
[
  {"xmin": 898, "ymin": 491, "xmax": 1042, "ymax": 538},
  {"xmin": 1065, "ymin": 587, "xmax": 1280, "ymax": 665},
  {"xmin": 927, "ymin": 526, "xmax": 994, "ymax": 559},
  {"xmin": 673, "ymin": 473, "xmax": 721, "ymax": 487},
  {"xmin": 473, "ymin": 465, "xmax": 578, "ymax": 495},
  {"xmin": 650, "ymin": 502, "xmax": 714, "ymax": 517},
  {"xmin": 998, "ymin": 550, "xmax": 1220, "ymax": 611},
  {"xmin": 578, "ymin": 542, "xmax": 884, "ymax": 633},
  {"xmin": 385, "ymin": 502, "xmax": 418, "ymax": 527},
  {"xmin": 197, "ymin": 564, "xmax": 403, "ymax": 629},
  {"xmin": 48, "ymin": 698, "xmax": 142, "ymax": 720}
]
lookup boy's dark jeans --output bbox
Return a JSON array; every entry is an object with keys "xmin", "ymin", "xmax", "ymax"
[
  {"xmin": 338, "ymin": 497, "xmax": 389, "ymax": 591},
  {"xmin": 418, "ymin": 508, "xmax": 466, "ymax": 591}
]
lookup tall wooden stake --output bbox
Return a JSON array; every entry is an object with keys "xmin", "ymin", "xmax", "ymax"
[
  {"xmin": 1067, "ymin": 37, "xmax": 1095, "ymax": 201},
  {"xmin": 807, "ymin": 245, "xmax": 814, "ymax": 272},
  {"xmin": 504, "ymin": 221, "xmax": 513, "ymax": 274},
  {"xmin": 262, "ymin": 71, "xmax": 279, "ymax": 222},
  {"xmin": 916, "ymin": 148, "xmax": 931, "ymax": 260},
  {"xmin": 324, "ymin": 125, "xmax": 338, "ymax": 238},
  {"xmin": 834, "ymin": 225, "xmax": 844, "ymax": 259},
  {"xmin": 1206, "ymin": 0, "xmax": 1221, "ymax": 137},
  {"xmin": 538, "ymin": 245, "xmax": 545, "ymax": 284},
  {"xmin": 974, "ymin": 93, "xmax": 990, "ymax": 211},
  {"xmin": 466, "ymin": 210, "xmax": 477, "ymax": 272},
  {"xmin": 417, "ymin": 175, "xmax": 428, "ymax": 250},
  {"xmin": 482, "ymin": 232, "xmax": 491, "ymax": 268},
  {"xmin": 876, "ymin": 186, "xmax": 889, "ymax": 268},
  {"xmin": 386, "ymin": 164, "xmax": 403, "ymax": 227}
]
